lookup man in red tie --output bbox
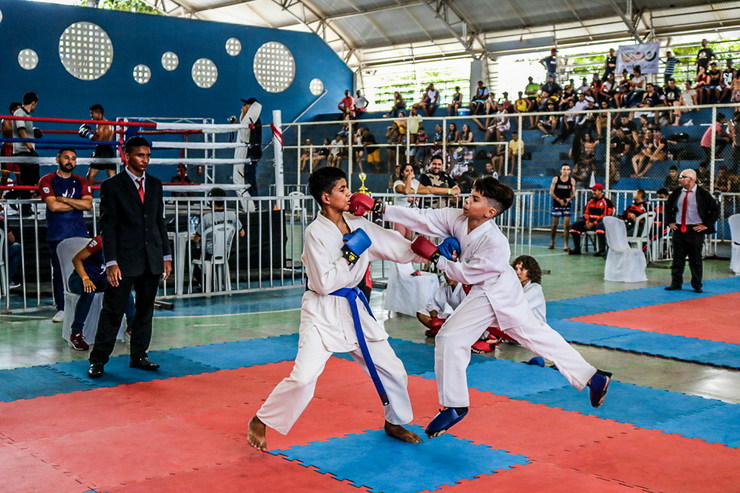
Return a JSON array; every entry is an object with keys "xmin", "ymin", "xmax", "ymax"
[
  {"xmin": 665, "ymin": 169, "xmax": 719, "ymax": 293},
  {"xmin": 88, "ymin": 137, "xmax": 172, "ymax": 378}
]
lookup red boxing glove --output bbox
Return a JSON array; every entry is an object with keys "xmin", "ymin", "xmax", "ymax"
[
  {"xmin": 411, "ymin": 236, "xmax": 440, "ymax": 264},
  {"xmin": 349, "ymin": 192, "xmax": 376, "ymax": 216},
  {"xmin": 248, "ymin": 123, "xmax": 255, "ymax": 130}
]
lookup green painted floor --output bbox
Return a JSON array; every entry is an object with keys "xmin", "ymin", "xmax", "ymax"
[{"xmin": 2, "ymin": 237, "xmax": 739, "ymax": 405}]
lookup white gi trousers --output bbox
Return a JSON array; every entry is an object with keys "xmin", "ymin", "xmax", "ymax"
[
  {"xmin": 437, "ymin": 290, "xmax": 597, "ymax": 408},
  {"xmin": 256, "ymin": 325, "xmax": 414, "ymax": 435},
  {"xmin": 233, "ymin": 146, "xmax": 254, "ymax": 213}
]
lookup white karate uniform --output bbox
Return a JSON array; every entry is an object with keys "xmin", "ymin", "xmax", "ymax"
[
  {"xmin": 523, "ymin": 281, "xmax": 546, "ymax": 324},
  {"xmin": 384, "ymin": 206, "xmax": 597, "ymax": 408},
  {"xmin": 233, "ymin": 108, "xmax": 255, "ymax": 212},
  {"xmin": 257, "ymin": 213, "xmax": 421, "ymax": 435},
  {"xmin": 419, "ymin": 282, "xmax": 466, "ymax": 317}
]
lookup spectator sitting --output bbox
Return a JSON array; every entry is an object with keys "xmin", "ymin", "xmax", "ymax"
[
  {"xmin": 338, "ymin": 90, "xmax": 355, "ymax": 119},
  {"xmin": 432, "ymin": 123, "xmax": 444, "ymax": 145},
  {"xmin": 361, "ymin": 128, "xmax": 381, "ymax": 173},
  {"xmin": 707, "ymin": 62, "xmax": 722, "ymax": 102},
  {"xmin": 447, "ymin": 122, "xmax": 459, "ymax": 144},
  {"xmin": 485, "ymin": 103, "xmax": 510, "ymax": 142},
  {"xmin": 470, "ymin": 80, "xmax": 489, "ymax": 115},
  {"xmin": 600, "ymin": 73, "xmax": 618, "ymax": 105},
  {"xmin": 193, "ymin": 187, "xmax": 245, "ymax": 258},
  {"xmin": 696, "ymin": 162, "xmax": 711, "ymax": 187},
  {"xmin": 384, "ymin": 91, "xmax": 406, "ymax": 118},
  {"xmin": 540, "ymin": 75, "xmax": 563, "ymax": 101},
  {"xmin": 662, "ymin": 78, "xmax": 683, "ymax": 125},
  {"xmin": 392, "ymin": 163, "xmax": 429, "ymax": 238},
  {"xmin": 170, "ymin": 166, "xmax": 194, "ymax": 197},
  {"xmin": 456, "ymin": 162, "xmax": 478, "ymax": 194},
  {"xmin": 418, "ymin": 153, "xmax": 460, "ymax": 207},
  {"xmin": 569, "ymin": 183, "xmax": 614, "ymax": 256},
  {"xmin": 695, "ymin": 66, "xmax": 710, "ymax": 104},
  {"xmin": 514, "ymin": 91, "xmax": 529, "ymax": 118},
  {"xmin": 664, "ymin": 165, "xmax": 680, "ymax": 191},
  {"xmin": 559, "ymin": 79, "xmax": 576, "ymax": 110},
  {"xmin": 412, "ymin": 127, "xmax": 430, "ymax": 166},
  {"xmin": 354, "ymin": 90, "xmax": 368, "ymax": 115},
  {"xmin": 487, "ymin": 134, "xmax": 506, "ymax": 177},
  {"xmin": 619, "ymin": 189, "xmax": 648, "ymax": 236},
  {"xmin": 577, "ymin": 77, "xmax": 590, "ymax": 94},
  {"xmin": 328, "ymin": 133, "xmax": 344, "ymax": 168},
  {"xmin": 414, "ymin": 83, "xmax": 440, "ymax": 116},
  {"xmin": 448, "ymin": 86, "xmax": 463, "ymax": 116},
  {"xmin": 613, "ymin": 69, "xmax": 631, "ymax": 107},
  {"xmin": 625, "ymin": 66, "xmax": 647, "ymax": 107},
  {"xmin": 310, "ymin": 138, "xmax": 331, "ymax": 170},
  {"xmin": 416, "ymin": 272, "xmax": 466, "ymax": 338},
  {"xmin": 537, "ymin": 102, "xmax": 559, "ymax": 137},
  {"xmin": 719, "ymin": 59, "xmax": 737, "ymax": 103},
  {"xmin": 472, "ymin": 255, "xmax": 547, "ymax": 353},
  {"xmin": 633, "ymin": 127, "xmax": 666, "ymax": 178},
  {"xmin": 300, "ymin": 138, "xmax": 312, "ymax": 171}
]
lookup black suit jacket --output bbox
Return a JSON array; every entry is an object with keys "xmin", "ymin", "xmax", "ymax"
[
  {"xmin": 99, "ymin": 171, "xmax": 170, "ymax": 277},
  {"xmin": 666, "ymin": 185, "xmax": 719, "ymax": 234}
]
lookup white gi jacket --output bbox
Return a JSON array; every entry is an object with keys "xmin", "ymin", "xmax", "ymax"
[
  {"xmin": 523, "ymin": 281, "xmax": 546, "ymax": 324},
  {"xmin": 426, "ymin": 282, "xmax": 466, "ymax": 315},
  {"xmin": 302, "ymin": 212, "xmax": 420, "ymax": 352},
  {"xmin": 384, "ymin": 206, "xmax": 530, "ymax": 330}
]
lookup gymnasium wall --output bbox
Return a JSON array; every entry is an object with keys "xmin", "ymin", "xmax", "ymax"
[{"xmin": 0, "ymin": 0, "xmax": 352, "ymax": 184}]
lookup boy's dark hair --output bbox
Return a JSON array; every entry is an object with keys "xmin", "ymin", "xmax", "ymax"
[
  {"xmin": 512, "ymin": 255, "xmax": 542, "ymax": 284},
  {"xmin": 23, "ymin": 92, "xmax": 38, "ymax": 105},
  {"xmin": 717, "ymin": 113, "xmax": 726, "ymax": 122},
  {"xmin": 308, "ymin": 166, "xmax": 346, "ymax": 205},
  {"xmin": 208, "ymin": 187, "xmax": 226, "ymax": 197},
  {"xmin": 656, "ymin": 187, "xmax": 669, "ymax": 195},
  {"xmin": 636, "ymin": 188, "xmax": 646, "ymax": 199},
  {"xmin": 124, "ymin": 136, "xmax": 151, "ymax": 153},
  {"xmin": 473, "ymin": 176, "xmax": 515, "ymax": 214},
  {"xmin": 669, "ymin": 165, "xmax": 677, "ymax": 171},
  {"xmin": 89, "ymin": 103, "xmax": 104, "ymax": 113},
  {"xmin": 9, "ymin": 102, "xmax": 21, "ymax": 113}
]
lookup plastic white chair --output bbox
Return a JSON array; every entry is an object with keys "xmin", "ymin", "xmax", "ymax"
[
  {"xmin": 57, "ymin": 238, "xmax": 125, "ymax": 344},
  {"xmin": 729, "ymin": 214, "xmax": 740, "ymax": 274},
  {"xmin": 627, "ymin": 212, "xmax": 655, "ymax": 261},
  {"xmin": 603, "ymin": 216, "xmax": 647, "ymax": 282},
  {"xmin": 383, "ymin": 262, "xmax": 440, "ymax": 317},
  {"xmin": 190, "ymin": 223, "xmax": 236, "ymax": 292},
  {"xmin": 289, "ymin": 191, "xmax": 307, "ymax": 222}
]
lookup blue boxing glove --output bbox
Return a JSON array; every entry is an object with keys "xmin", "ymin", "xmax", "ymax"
[
  {"xmin": 341, "ymin": 228, "xmax": 372, "ymax": 265},
  {"xmin": 438, "ymin": 237, "xmax": 460, "ymax": 261}
]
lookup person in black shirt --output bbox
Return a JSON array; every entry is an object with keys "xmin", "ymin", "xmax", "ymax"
[
  {"xmin": 549, "ymin": 164, "xmax": 576, "ymax": 250},
  {"xmin": 417, "ymin": 154, "xmax": 459, "ymax": 208},
  {"xmin": 663, "ymin": 78, "xmax": 682, "ymax": 126},
  {"xmin": 603, "ymin": 48, "xmax": 617, "ymax": 80},
  {"xmin": 540, "ymin": 75, "xmax": 562, "ymax": 100},
  {"xmin": 696, "ymin": 39, "xmax": 716, "ymax": 74},
  {"xmin": 719, "ymin": 59, "xmax": 737, "ymax": 103},
  {"xmin": 610, "ymin": 127, "xmax": 633, "ymax": 179}
]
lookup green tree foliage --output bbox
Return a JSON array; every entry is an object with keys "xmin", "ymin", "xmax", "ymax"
[{"xmin": 79, "ymin": 0, "xmax": 162, "ymax": 15}]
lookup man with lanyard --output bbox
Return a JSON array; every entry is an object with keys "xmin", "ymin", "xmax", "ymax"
[
  {"xmin": 39, "ymin": 149, "xmax": 92, "ymax": 323},
  {"xmin": 569, "ymin": 183, "xmax": 614, "ymax": 257},
  {"xmin": 665, "ymin": 169, "xmax": 719, "ymax": 293},
  {"xmin": 78, "ymin": 104, "xmax": 116, "ymax": 185}
]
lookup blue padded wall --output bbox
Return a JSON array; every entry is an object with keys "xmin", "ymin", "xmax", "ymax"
[{"xmin": 0, "ymin": 0, "xmax": 351, "ymax": 184}]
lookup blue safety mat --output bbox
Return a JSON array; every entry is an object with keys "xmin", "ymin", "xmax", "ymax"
[
  {"xmin": 546, "ymin": 277, "xmax": 740, "ymax": 369},
  {"xmin": 270, "ymin": 425, "xmax": 529, "ymax": 493},
  {"xmin": 155, "ymin": 286, "xmax": 305, "ymax": 317},
  {"xmin": 0, "ymin": 365, "xmax": 96, "ymax": 402},
  {"xmin": 167, "ymin": 336, "xmax": 298, "ymax": 370}
]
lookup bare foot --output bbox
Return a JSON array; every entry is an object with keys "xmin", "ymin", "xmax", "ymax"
[
  {"xmin": 247, "ymin": 416, "xmax": 267, "ymax": 452},
  {"xmin": 384, "ymin": 421, "xmax": 422, "ymax": 443}
]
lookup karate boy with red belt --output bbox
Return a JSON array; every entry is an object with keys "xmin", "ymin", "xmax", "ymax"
[
  {"xmin": 248, "ymin": 167, "xmax": 426, "ymax": 451},
  {"xmin": 350, "ymin": 176, "xmax": 612, "ymax": 437}
]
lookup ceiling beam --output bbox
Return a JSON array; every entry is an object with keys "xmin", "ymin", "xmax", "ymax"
[
  {"xmin": 417, "ymin": 0, "xmax": 482, "ymax": 57},
  {"xmin": 607, "ymin": 0, "xmax": 643, "ymax": 43}
]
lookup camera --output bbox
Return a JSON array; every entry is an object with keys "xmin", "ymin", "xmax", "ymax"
[{"xmin": 228, "ymin": 115, "xmax": 238, "ymax": 124}]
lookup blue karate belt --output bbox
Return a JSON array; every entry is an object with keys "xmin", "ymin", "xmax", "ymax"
[{"xmin": 330, "ymin": 287, "xmax": 389, "ymax": 406}]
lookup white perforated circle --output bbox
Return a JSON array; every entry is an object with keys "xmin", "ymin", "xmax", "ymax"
[
  {"xmin": 254, "ymin": 41, "xmax": 295, "ymax": 93},
  {"xmin": 309, "ymin": 78, "xmax": 324, "ymax": 96},
  {"xmin": 133, "ymin": 64, "xmax": 151, "ymax": 84},
  {"xmin": 226, "ymin": 38, "xmax": 241, "ymax": 56},
  {"xmin": 59, "ymin": 22, "xmax": 114, "ymax": 80},
  {"xmin": 192, "ymin": 58, "xmax": 218, "ymax": 88},
  {"xmin": 0, "ymin": 10, "xmax": 4, "ymax": 23},
  {"xmin": 161, "ymin": 51, "xmax": 179, "ymax": 71},
  {"xmin": 18, "ymin": 49, "xmax": 38, "ymax": 70}
]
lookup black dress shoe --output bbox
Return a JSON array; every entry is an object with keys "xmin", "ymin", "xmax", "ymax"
[
  {"xmin": 594, "ymin": 250, "xmax": 606, "ymax": 257},
  {"xmin": 568, "ymin": 249, "xmax": 581, "ymax": 255},
  {"xmin": 665, "ymin": 285, "xmax": 682, "ymax": 291},
  {"xmin": 693, "ymin": 287, "xmax": 703, "ymax": 293},
  {"xmin": 130, "ymin": 356, "xmax": 160, "ymax": 371},
  {"xmin": 88, "ymin": 362, "xmax": 104, "ymax": 379}
]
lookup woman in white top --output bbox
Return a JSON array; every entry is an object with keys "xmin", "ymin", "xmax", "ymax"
[
  {"xmin": 392, "ymin": 163, "xmax": 429, "ymax": 239},
  {"xmin": 472, "ymin": 254, "xmax": 546, "ymax": 353}
]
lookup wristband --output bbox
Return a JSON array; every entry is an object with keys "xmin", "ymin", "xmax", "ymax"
[
  {"xmin": 86, "ymin": 132, "xmax": 94, "ymax": 140},
  {"xmin": 447, "ymin": 188, "xmax": 452, "ymax": 194},
  {"xmin": 82, "ymin": 276, "xmax": 90, "ymax": 280}
]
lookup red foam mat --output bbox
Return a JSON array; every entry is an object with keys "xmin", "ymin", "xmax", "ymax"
[
  {"xmin": 572, "ymin": 292, "xmax": 740, "ymax": 345},
  {"xmin": 2, "ymin": 357, "xmax": 739, "ymax": 492}
]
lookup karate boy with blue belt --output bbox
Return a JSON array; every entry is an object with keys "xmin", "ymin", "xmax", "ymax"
[
  {"xmin": 350, "ymin": 177, "xmax": 612, "ymax": 438},
  {"xmin": 248, "ymin": 167, "xmax": 427, "ymax": 451}
]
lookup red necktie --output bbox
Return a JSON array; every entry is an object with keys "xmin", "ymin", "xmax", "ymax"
[
  {"xmin": 680, "ymin": 190, "xmax": 690, "ymax": 233},
  {"xmin": 137, "ymin": 178, "xmax": 145, "ymax": 203}
]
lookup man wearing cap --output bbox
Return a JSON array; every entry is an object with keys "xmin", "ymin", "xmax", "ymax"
[
  {"xmin": 665, "ymin": 169, "xmax": 718, "ymax": 292},
  {"xmin": 569, "ymin": 183, "xmax": 614, "ymax": 257},
  {"xmin": 540, "ymin": 48, "xmax": 559, "ymax": 80}
]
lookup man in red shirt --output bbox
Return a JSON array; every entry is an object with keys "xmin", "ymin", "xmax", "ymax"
[
  {"xmin": 569, "ymin": 183, "xmax": 614, "ymax": 257},
  {"xmin": 338, "ymin": 90, "xmax": 356, "ymax": 120}
]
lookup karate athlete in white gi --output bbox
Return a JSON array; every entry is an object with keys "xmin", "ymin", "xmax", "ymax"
[
  {"xmin": 248, "ymin": 167, "xmax": 423, "ymax": 451},
  {"xmin": 350, "ymin": 177, "xmax": 612, "ymax": 438}
]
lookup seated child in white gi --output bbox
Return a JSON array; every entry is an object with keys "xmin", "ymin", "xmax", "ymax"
[
  {"xmin": 349, "ymin": 176, "xmax": 612, "ymax": 438},
  {"xmin": 472, "ymin": 254, "xmax": 546, "ymax": 353},
  {"xmin": 417, "ymin": 272, "xmax": 467, "ymax": 337},
  {"xmin": 248, "ymin": 167, "xmax": 423, "ymax": 451}
]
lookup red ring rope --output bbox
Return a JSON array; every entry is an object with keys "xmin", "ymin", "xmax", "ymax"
[{"xmin": 0, "ymin": 115, "xmax": 156, "ymax": 127}]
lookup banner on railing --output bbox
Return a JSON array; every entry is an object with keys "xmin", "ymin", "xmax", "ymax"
[{"xmin": 616, "ymin": 43, "xmax": 660, "ymax": 74}]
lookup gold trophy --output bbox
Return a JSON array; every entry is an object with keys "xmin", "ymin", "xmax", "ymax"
[{"xmin": 358, "ymin": 172, "xmax": 370, "ymax": 195}]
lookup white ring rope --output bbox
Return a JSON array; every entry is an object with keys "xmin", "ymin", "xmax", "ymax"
[{"xmin": 151, "ymin": 141, "xmax": 247, "ymax": 150}]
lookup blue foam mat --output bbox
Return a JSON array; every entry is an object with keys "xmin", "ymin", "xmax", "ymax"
[
  {"xmin": 0, "ymin": 365, "xmax": 95, "ymax": 402},
  {"xmin": 167, "ymin": 337, "xmax": 298, "ymax": 370},
  {"xmin": 270, "ymin": 424, "xmax": 529, "ymax": 493}
]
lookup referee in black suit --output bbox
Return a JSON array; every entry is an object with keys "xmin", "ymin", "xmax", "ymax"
[
  {"xmin": 664, "ymin": 168, "xmax": 719, "ymax": 293},
  {"xmin": 88, "ymin": 137, "xmax": 172, "ymax": 378}
]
